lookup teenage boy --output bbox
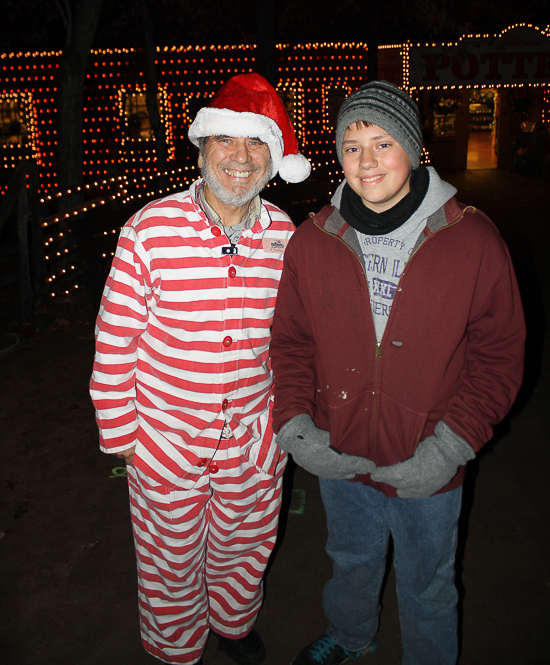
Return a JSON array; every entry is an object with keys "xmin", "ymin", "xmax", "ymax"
[{"xmin": 270, "ymin": 81, "xmax": 525, "ymax": 665}]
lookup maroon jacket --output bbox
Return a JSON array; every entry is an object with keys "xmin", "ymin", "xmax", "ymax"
[{"xmin": 271, "ymin": 198, "xmax": 525, "ymax": 496}]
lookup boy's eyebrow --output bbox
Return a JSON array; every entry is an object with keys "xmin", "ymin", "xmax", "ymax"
[{"xmin": 343, "ymin": 133, "xmax": 392, "ymax": 144}]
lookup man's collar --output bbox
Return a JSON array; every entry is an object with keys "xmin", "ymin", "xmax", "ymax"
[{"xmin": 196, "ymin": 180, "xmax": 261, "ymax": 231}]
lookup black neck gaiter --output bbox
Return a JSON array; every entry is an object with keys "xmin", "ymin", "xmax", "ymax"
[{"xmin": 340, "ymin": 166, "xmax": 430, "ymax": 236}]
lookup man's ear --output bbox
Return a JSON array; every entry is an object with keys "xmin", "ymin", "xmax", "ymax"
[{"xmin": 197, "ymin": 152, "xmax": 203, "ymax": 169}]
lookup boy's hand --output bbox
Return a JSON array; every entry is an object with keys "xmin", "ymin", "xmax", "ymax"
[
  {"xmin": 370, "ymin": 421, "xmax": 475, "ymax": 498},
  {"xmin": 276, "ymin": 414, "xmax": 375, "ymax": 479}
]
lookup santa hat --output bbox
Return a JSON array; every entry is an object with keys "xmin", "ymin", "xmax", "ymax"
[{"xmin": 188, "ymin": 72, "xmax": 311, "ymax": 183}]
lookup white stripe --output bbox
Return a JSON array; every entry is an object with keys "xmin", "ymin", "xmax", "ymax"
[{"xmin": 90, "ymin": 181, "xmax": 293, "ymax": 474}]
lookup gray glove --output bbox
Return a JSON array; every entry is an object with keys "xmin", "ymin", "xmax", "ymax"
[
  {"xmin": 276, "ymin": 414, "xmax": 376, "ymax": 480},
  {"xmin": 370, "ymin": 421, "xmax": 475, "ymax": 498}
]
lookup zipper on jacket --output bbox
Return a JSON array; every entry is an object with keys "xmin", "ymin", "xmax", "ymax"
[
  {"xmin": 370, "ymin": 342, "xmax": 383, "ymax": 439},
  {"xmin": 315, "ymin": 207, "xmax": 467, "ymax": 449},
  {"xmin": 316, "ymin": 223, "xmax": 382, "ymax": 439}
]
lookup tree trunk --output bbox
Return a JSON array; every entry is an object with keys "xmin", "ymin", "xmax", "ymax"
[
  {"xmin": 138, "ymin": 0, "xmax": 168, "ymax": 176},
  {"xmin": 56, "ymin": 0, "xmax": 104, "ymax": 196},
  {"xmin": 366, "ymin": 4, "xmax": 380, "ymax": 82},
  {"xmin": 256, "ymin": 0, "xmax": 278, "ymax": 86}
]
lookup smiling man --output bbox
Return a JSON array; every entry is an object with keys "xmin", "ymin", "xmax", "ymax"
[
  {"xmin": 90, "ymin": 73, "xmax": 310, "ymax": 665},
  {"xmin": 199, "ymin": 135, "xmax": 272, "ymax": 214}
]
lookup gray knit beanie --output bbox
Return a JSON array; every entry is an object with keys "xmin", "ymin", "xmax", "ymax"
[{"xmin": 336, "ymin": 81, "xmax": 423, "ymax": 169}]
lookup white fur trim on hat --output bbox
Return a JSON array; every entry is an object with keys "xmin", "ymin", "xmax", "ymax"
[{"xmin": 189, "ymin": 107, "xmax": 284, "ymax": 179}]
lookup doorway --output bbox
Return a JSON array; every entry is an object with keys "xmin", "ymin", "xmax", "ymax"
[{"xmin": 467, "ymin": 88, "xmax": 498, "ymax": 169}]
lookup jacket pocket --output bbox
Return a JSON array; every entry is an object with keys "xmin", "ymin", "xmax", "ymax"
[
  {"xmin": 376, "ymin": 391, "xmax": 428, "ymax": 464},
  {"xmin": 327, "ymin": 390, "xmax": 374, "ymax": 457},
  {"xmin": 327, "ymin": 390, "xmax": 428, "ymax": 465}
]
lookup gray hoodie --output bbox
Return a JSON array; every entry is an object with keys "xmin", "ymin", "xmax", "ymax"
[{"xmin": 331, "ymin": 167, "xmax": 457, "ymax": 342}]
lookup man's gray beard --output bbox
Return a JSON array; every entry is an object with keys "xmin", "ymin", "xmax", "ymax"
[{"xmin": 200, "ymin": 155, "xmax": 272, "ymax": 208}]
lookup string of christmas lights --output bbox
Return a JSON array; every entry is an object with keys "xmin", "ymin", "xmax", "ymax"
[{"xmin": 1, "ymin": 25, "xmax": 549, "ymax": 301}]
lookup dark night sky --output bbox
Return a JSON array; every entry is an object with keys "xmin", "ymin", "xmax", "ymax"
[{"xmin": 1, "ymin": 0, "xmax": 549, "ymax": 55}]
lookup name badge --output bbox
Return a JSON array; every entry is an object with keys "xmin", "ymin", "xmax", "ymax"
[{"xmin": 262, "ymin": 238, "xmax": 289, "ymax": 254}]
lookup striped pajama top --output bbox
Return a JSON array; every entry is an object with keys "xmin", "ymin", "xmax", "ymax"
[{"xmin": 90, "ymin": 179, "xmax": 295, "ymax": 482}]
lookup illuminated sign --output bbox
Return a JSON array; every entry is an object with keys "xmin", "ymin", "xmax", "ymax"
[{"xmin": 410, "ymin": 25, "xmax": 550, "ymax": 88}]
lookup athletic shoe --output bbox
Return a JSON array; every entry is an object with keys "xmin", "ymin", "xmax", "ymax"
[{"xmin": 291, "ymin": 634, "xmax": 377, "ymax": 665}]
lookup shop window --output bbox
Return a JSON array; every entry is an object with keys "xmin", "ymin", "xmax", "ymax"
[
  {"xmin": 508, "ymin": 88, "xmax": 535, "ymax": 119},
  {"xmin": 279, "ymin": 88, "xmax": 297, "ymax": 128},
  {"xmin": 323, "ymin": 85, "xmax": 352, "ymax": 133},
  {"xmin": 469, "ymin": 89, "xmax": 496, "ymax": 132},
  {"xmin": 432, "ymin": 90, "xmax": 461, "ymax": 139},
  {"xmin": 118, "ymin": 86, "xmax": 175, "ymax": 164},
  {"xmin": 278, "ymin": 84, "xmax": 305, "ymax": 143},
  {"xmin": 124, "ymin": 92, "xmax": 158, "ymax": 140},
  {"xmin": 0, "ymin": 97, "xmax": 29, "ymax": 146}
]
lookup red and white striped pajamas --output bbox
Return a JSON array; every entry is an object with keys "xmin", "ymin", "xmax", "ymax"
[
  {"xmin": 128, "ymin": 440, "xmax": 285, "ymax": 664},
  {"xmin": 90, "ymin": 180, "xmax": 294, "ymax": 663}
]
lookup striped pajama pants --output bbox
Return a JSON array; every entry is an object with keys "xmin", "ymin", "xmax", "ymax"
[{"xmin": 127, "ymin": 440, "xmax": 285, "ymax": 664}]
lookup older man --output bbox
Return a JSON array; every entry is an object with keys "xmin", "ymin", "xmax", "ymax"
[{"xmin": 90, "ymin": 73, "xmax": 310, "ymax": 665}]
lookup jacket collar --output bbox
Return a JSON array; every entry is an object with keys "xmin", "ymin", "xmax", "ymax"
[{"xmin": 315, "ymin": 195, "xmax": 465, "ymax": 255}]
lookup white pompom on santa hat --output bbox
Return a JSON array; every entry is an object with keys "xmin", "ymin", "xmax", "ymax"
[{"xmin": 188, "ymin": 72, "xmax": 311, "ymax": 183}]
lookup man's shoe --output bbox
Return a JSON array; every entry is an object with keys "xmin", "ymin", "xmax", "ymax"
[
  {"xmin": 217, "ymin": 628, "xmax": 266, "ymax": 665},
  {"xmin": 291, "ymin": 634, "xmax": 377, "ymax": 665}
]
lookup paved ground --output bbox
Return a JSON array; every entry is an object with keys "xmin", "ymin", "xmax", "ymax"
[{"xmin": 0, "ymin": 168, "xmax": 549, "ymax": 664}]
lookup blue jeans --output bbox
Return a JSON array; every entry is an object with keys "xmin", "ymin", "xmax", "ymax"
[{"xmin": 319, "ymin": 479, "xmax": 462, "ymax": 665}]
